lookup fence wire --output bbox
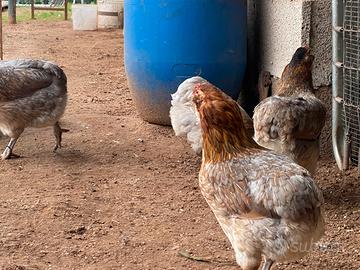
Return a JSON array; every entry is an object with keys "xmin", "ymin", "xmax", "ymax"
[
  {"xmin": 343, "ymin": 0, "xmax": 360, "ymax": 164},
  {"xmin": 17, "ymin": 0, "xmax": 65, "ymax": 6}
]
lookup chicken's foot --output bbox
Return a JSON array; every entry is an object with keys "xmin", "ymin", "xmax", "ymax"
[
  {"xmin": 53, "ymin": 122, "xmax": 69, "ymax": 152},
  {"xmin": 1, "ymin": 138, "xmax": 20, "ymax": 160},
  {"xmin": 261, "ymin": 259, "xmax": 274, "ymax": 270}
]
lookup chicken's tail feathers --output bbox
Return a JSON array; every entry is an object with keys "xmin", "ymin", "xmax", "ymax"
[
  {"xmin": 170, "ymin": 76, "xmax": 207, "ymax": 154},
  {"xmin": 4, "ymin": 59, "xmax": 67, "ymax": 84},
  {"xmin": 41, "ymin": 61, "xmax": 67, "ymax": 83},
  {"xmin": 170, "ymin": 101, "xmax": 202, "ymax": 154}
]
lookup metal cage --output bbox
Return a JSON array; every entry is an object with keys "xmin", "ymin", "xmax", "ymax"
[
  {"xmin": 343, "ymin": 0, "xmax": 360, "ymax": 164},
  {"xmin": 333, "ymin": 0, "xmax": 360, "ymax": 170}
]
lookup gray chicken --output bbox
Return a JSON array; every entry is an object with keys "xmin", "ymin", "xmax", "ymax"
[
  {"xmin": 0, "ymin": 59, "xmax": 68, "ymax": 159},
  {"xmin": 253, "ymin": 47, "xmax": 326, "ymax": 175}
]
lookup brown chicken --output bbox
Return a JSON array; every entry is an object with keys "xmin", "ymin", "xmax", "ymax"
[
  {"xmin": 0, "ymin": 59, "xmax": 68, "ymax": 159},
  {"xmin": 193, "ymin": 82, "xmax": 324, "ymax": 270},
  {"xmin": 253, "ymin": 47, "xmax": 326, "ymax": 175}
]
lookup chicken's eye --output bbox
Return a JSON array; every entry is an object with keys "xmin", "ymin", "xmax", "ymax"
[{"xmin": 193, "ymin": 95, "xmax": 201, "ymax": 107}]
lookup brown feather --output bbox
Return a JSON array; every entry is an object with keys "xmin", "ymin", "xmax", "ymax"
[
  {"xmin": 193, "ymin": 82, "xmax": 262, "ymax": 163},
  {"xmin": 253, "ymin": 46, "xmax": 326, "ymax": 175},
  {"xmin": 276, "ymin": 47, "xmax": 314, "ymax": 96},
  {"xmin": 194, "ymin": 80, "xmax": 324, "ymax": 269}
]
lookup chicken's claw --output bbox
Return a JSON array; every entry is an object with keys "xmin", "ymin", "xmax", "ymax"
[{"xmin": 53, "ymin": 122, "xmax": 69, "ymax": 152}]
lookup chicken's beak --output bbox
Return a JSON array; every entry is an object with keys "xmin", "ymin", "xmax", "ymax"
[{"xmin": 303, "ymin": 45, "xmax": 314, "ymax": 63}]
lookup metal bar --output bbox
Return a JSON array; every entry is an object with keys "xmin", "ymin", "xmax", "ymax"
[
  {"xmin": 334, "ymin": 96, "xmax": 344, "ymax": 104},
  {"xmin": 8, "ymin": 0, "xmax": 16, "ymax": 24},
  {"xmin": 342, "ymin": 0, "xmax": 360, "ymax": 165},
  {"xmin": 358, "ymin": 147, "xmax": 360, "ymax": 176},
  {"xmin": 334, "ymin": 26, "xmax": 344, "ymax": 32},
  {"xmin": 332, "ymin": 0, "xmax": 346, "ymax": 170},
  {"xmin": 343, "ymin": 28, "xmax": 360, "ymax": 33},
  {"xmin": 343, "ymin": 65, "xmax": 360, "ymax": 71},
  {"xmin": 343, "ymin": 133, "xmax": 351, "ymax": 170},
  {"xmin": 33, "ymin": 7, "xmax": 65, "ymax": 11},
  {"xmin": 335, "ymin": 61, "xmax": 344, "ymax": 68},
  {"xmin": 342, "ymin": 101, "xmax": 360, "ymax": 110}
]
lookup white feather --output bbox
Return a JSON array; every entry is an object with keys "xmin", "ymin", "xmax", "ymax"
[{"xmin": 169, "ymin": 76, "xmax": 207, "ymax": 154}]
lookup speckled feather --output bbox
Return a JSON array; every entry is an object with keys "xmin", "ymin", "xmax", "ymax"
[
  {"xmin": 253, "ymin": 93, "xmax": 326, "ymax": 150},
  {"xmin": 0, "ymin": 59, "xmax": 67, "ymax": 138},
  {"xmin": 253, "ymin": 47, "xmax": 326, "ymax": 175},
  {"xmin": 200, "ymin": 151, "xmax": 324, "ymax": 268},
  {"xmin": 170, "ymin": 76, "xmax": 253, "ymax": 154},
  {"xmin": 0, "ymin": 59, "xmax": 66, "ymax": 101},
  {"xmin": 195, "ymin": 83, "xmax": 324, "ymax": 270},
  {"xmin": 200, "ymin": 150, "xmax": 323, "ymax": 222}
]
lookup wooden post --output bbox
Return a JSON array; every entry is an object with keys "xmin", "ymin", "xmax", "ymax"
[
  {"xmin": 8, "ymin": 0, "xmax": 16, "ymax": 24},
  {"xmin": 0, "ymin": 0, "xmax": 3, "ymax": 60},
  {"xmin": 31, "ymin": 0, "xmax": 35, "ymax": 19},
  {"xmin": 64, "ymin": 0, "xmax": 68, "ymax": 20}
]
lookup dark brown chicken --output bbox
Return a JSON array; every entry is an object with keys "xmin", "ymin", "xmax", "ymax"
[
  {"xmin": 253, "ymin": 47, "xmax": 326, "ymax": 175},
  {"xmin": 0, "ymin": 59, "xmax": 68, "ymax": 159},
  {"xmin": 193, "ymin": 82, "xmax": 324, "ymax": 270}
]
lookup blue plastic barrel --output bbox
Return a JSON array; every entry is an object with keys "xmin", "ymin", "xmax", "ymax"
[{"xmin": 124, "ymin": 0, "xmax": 247, "ymax": 125}]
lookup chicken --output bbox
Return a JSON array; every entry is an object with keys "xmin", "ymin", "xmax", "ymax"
[
  {"xmin": 253, "ymin": 47, "xmax": 326, "ymax": 175},
  {"xmin": 0, "ymin": 59, "xmax": 68, "ymax": 159},
  {"xmin": 170, "ymin": 76, "xmax": 253, "ymax": 154},
  {"xmin": 193, "ymin": 81, "xmax": 324, "ymax": 270}
]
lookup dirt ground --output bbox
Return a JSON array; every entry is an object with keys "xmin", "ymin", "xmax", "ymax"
[{"xmin": 0, "ymin": 20, "xmax": 358, "ymax": 270}]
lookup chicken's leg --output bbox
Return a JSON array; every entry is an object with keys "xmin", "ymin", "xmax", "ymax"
[
  {"xmin": 1, "ymin": 137, "xmax": 20, "ymax": 160},
  {"xmin": 261, "ymin": 259, "xmax": 274, "ymax": 270},
  {"xmin": 53, "ymin": 122, "xmax": 69, "ymax": 152}
]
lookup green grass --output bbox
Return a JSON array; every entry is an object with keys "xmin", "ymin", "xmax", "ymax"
[{"xmin": 2, "ymin": 5, "xmax": 73, "ymax": 23}]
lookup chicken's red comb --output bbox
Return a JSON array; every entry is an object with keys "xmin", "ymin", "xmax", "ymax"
[{"xmin": 194, "ymin": 82, "xmax": 208, "ymax": 91}]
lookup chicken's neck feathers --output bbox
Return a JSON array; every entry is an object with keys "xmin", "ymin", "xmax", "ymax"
[
  {"xmin": 200, "ymin": 107, "xmax": 263, "ymax": 163},
  {"xmin": 277, "ymin": 64, "xmax": 314, "ymax": 96}
]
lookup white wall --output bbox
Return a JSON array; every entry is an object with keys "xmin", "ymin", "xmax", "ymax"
[
  {"xmin": 248, "ymin": 0, "xmax": 332, "ymax": 87},
  {"xmin": 256, "ymin": 0, "xmax": 303, "ymax": 79}
]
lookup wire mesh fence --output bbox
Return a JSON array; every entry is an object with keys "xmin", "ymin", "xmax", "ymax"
[
  {"xmin": 343, "ymin": 0, "xmax": 360, "ymax": 164},
  {"xmin": 16, "ymin": 0, "xmax": 95, "ymax": 5},
  {"xmin": 16, "ymin": 0, "xmax": 67, "ymax": 6}
]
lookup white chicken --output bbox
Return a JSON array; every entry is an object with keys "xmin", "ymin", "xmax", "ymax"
[{"xmin": 170, "ymin": 76, "xmax": 254, "ymax": 154}]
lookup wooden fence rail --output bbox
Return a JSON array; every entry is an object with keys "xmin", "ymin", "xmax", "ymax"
[{"xmin": 31, "ymin": 0, "xmax": 68, "ymax": 20}]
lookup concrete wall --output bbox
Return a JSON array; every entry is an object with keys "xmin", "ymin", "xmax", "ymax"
[
  {"xmin": 310, "ymin": 0, "xmax": 332, "ymax": 87},
  {"xmin": 247, "ymin": 0, "xmax": 332, "ymax": 88},
  {"xmin": 256, "ymin": 0, "xmax": 303, "ymax": 79},
  {"xmin": 243, "ymin": 0, "xmax": 333, "ymax": 157}
]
